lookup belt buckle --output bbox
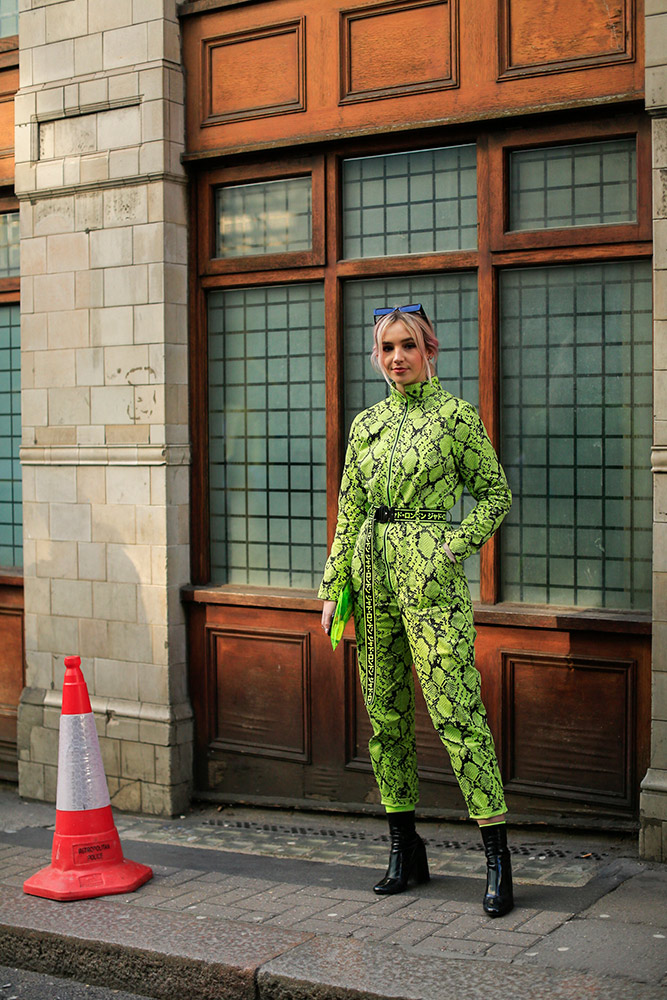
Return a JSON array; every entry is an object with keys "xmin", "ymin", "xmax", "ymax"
[{"xmin": 375, "ymin": 505, "xmax": 393, "ymax": 523}]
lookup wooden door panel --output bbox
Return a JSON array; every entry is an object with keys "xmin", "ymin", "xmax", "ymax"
[
  {"xmin": 477, "ymin": 623, "xmax": 650, "ymax": 813},
  {"xmin": 340, "ymin": 0, "xmax": 457, "ymax": 103},
  {"xmin": 499, "ymin": 0, "xmax": 634, "ymax": 77},
  {"xmin": 0, "ymin": 580, "xmax": 24, "ymax": 781},
  {"xmin": 208, "ymin": 625, "xmax": 311, "ymax": 762},
  {"xmin": 502, "ymin": 651, "xmax": 634, "ymax": 804},
  {"xmin": 203, "ymin": 19, "xmax": 306, "ymax": 126},
  {"xmin": 185, "ymin": 594, "xmax": 650, "ymax": 817}
]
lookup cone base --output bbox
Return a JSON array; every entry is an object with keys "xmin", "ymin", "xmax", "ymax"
[{"xmin": 23, "ymin": 857, "xmax": 153, "ymax": 902}]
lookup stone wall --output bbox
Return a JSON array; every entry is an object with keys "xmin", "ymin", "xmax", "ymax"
[
  {"xmin": 15, "ymin": 0, "xmax": 192, "ymax": 815},
  {"xmin": 640, "ymin": 0, "xmax": 667, "ymax": 860}
]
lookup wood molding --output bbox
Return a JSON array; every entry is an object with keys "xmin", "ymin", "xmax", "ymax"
[
  {"xmin": 198, "ymin": 154, "xmax": 326, "ymax": 274},
  {"xmin": 0, "ymin": 588, "xmax": 25, "ymax": 783},
  {"xmin": 501, "ymin": 648, "xmax": 636, "ymax": 807},
  {"xmin": 339, "ymin": 0, "xmax": 458, "ymax": 104},
  {"xmin": 181, "ymin": 587, "xmax": 653, "ymax": 634},
  {"xmin": 498, "ymin": 0, "xmax": 635, "ymax": 80},
  {"xmin": 488, "ymin": 112, "xmax": 651, "ymax": 251},
  {"xmin": 201, "ymin": 17, "xmax": 306, "ymax": 127},
  {"xmin": 205, "ymin": 623, "xmax": 312, "ymax": 762}
]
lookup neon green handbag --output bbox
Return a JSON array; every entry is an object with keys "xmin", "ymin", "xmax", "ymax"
[{"xmin": 330, "ymin": 582, "xmax": 352, "ymax": 651}]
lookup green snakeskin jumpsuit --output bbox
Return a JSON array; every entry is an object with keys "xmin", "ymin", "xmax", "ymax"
[{"xmin": 318, "ymin": 376, "xmax": 512, "ymax": 819}]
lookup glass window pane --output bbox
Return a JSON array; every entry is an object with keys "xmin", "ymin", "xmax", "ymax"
[
  {"xmin": 208, "ymin": 284, "xmax": 326, "ymax": 588},
  {"xmin": 500, "ymin": 261, "xmax": 652, "ymax": 610},
  {"xmin": 0, "ymin": 0, "xmax": 17, "ymax": 37},
  {"xmin": 0, "ymin": 213, "xmax": 19, "ymax": 278},
  {"xmin": 509, "ymin": 139, "xmax": 636, "ymax": 231},
  {"xmin": 0, "ymin": 304, "xmax": 21, "ymax": 568},
  {"xmin": 215, "ymin": 177, "xmax": 312, "ymax": 258},
  {"xmin": 344, "ymin": 273, "xmax": 480, "ymax": 598},
  {"xmin": 342, "ymin": 145, "xmax": 477, "ymax": 258}
]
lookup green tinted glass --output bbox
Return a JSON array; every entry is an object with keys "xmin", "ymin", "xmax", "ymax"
[
  {"xmin": 344, "ymin": 273, "xmax": 480, "ymax": 599},
  {"xmin": 500, "ymin": 261, "xmax": 652, "ymax": 609},
  {"xmin": 510, "ymin": 139, "xmax": 636, "ymax": 231},
  {"xmin": 343, "ymin": 145, "xmax": 477, "ymax": 259},
  {"xmin": 0, "ymin": 212, "xmax": 19, "ymax": 277},
  {"xmin": 0, "ymin": 0, "xmax": 17, "ymax": 38},
  {"xmin": 0, "ymin": 304, "xmax": 21, "ymax": 568},
  {"xmin": 216, "ymin": 177, "xmax": 312, "ymax": 258},
  {"xmin": 208, "ymin": 284, "xmax": 326, "ymax": 588}
]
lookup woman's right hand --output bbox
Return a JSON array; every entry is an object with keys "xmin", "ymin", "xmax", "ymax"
[{"xmin": 321, "ymin": 600, "xmax": 336, "ymax": 635}]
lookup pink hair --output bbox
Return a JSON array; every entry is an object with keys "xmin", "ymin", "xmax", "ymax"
[{"xmin": 370, "ymin": 310, "xmax": 439, "ymax": 386}]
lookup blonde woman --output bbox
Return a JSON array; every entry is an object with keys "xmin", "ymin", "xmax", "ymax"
[{"xmin": 319, "ymin": 304, "xmax": 514, "ymax": 916}]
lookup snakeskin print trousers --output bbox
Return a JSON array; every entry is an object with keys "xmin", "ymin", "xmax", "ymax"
[{"xmin": 351, "ymin": 516, "xmax": 507, "ymax": 820}]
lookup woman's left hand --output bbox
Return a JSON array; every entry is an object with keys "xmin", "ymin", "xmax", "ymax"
[{"xmin": 321, "ymin": 600, "xmax": 336, "ymax": 635}]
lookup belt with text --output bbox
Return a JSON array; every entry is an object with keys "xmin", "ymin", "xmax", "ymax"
[{"xmin": 362, "ymin": 505, "xmax": 452, "ymax": 708}]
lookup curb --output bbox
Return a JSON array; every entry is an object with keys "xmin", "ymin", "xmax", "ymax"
[
  {"xmin": 0, "ymin": 886, "xmax": 310, "ymax": 1000},
  {"xmin": 2, "ymin": 886, "xmax": 666, "ymax": 1000}
]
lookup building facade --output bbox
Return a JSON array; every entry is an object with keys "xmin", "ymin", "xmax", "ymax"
[{"xmin": 0, "ymin": 0, "xmax": 664, "ymax": 858}]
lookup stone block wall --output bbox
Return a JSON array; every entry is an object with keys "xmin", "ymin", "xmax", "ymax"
[
  {"xmin": 640, "ymin": 0, "xmax": 667, "ymax": 860},
  {"xmin": 15, "ymin": 0, "xmax": 192, "ymax": 815}
]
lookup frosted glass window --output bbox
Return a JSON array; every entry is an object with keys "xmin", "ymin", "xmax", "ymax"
[
  {"xmin": 0, "ymin": 305, "xmax": 21, "ymax": 568},
  {"xmin": 216, "ymin": 177, "xmax": 312, "ymax": 258},
  {"xmin": 208, "ymin": 284, "xmax": 326, "ymax": 588},
  {"xmin": 343, "ymin": 145, "xmax": 477, "ymax": 258},
  {"xmin": 344, "ymin": 274, "xmax": 480, "ymax": 599},
  {"xmin": 510, "ymin": 139, "xmax": 636, "ymax": 231},
  {"xmin": 500, "ymin": 261, "xmax": 652, "ymax": 610},
  {"xmin": 0, "ymin": 0, "xmax": 17, "ymax": 37},
  {"xmin": 0, "ymin": 213, "xmax": 19, "ymax": 277}
]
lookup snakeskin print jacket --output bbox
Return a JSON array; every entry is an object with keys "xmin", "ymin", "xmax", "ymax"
[{"xmin": 318, "ymin": 376, "xmax": 512, "ymax": 602}]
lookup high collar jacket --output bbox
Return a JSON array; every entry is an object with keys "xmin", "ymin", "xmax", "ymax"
[{"xmin": 318, "ymin": 377, "xmax": 512, "ymax": 602}]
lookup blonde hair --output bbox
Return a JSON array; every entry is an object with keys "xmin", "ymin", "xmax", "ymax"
[{"xmin": 370, "ymin": 309, "xmax": 440, "ymax": 386}]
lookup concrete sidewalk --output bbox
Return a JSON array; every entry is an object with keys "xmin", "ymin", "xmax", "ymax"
[{"xmin": 0, "ymin": 787, "xmax": 664, "ymax": 1000}]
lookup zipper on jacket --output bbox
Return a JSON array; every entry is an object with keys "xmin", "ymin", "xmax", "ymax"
[{"xmin": 382, "ymin": 394, "xmax": 409, "ymax": 579}]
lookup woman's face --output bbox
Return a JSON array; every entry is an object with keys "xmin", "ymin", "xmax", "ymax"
[{"xmin": 380, "ymin": 320, "xmax": 430, "ymax": 391}]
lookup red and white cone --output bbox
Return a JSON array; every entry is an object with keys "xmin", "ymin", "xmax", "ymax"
[{"xmin": 23, "ymin": 655, "xmax": 153, "ymax": 901}]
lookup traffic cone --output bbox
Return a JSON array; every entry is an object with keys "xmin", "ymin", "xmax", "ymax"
[{"xmin": 23, "ymin": 655, "xmax": 153, "ymax": 901}]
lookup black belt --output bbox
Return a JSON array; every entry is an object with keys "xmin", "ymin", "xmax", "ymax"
[{"xmin": 362, "ymin": 506, "xmax": 452, "ymax": 707}]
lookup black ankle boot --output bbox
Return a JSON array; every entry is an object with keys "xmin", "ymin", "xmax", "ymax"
[
  {"xmin": 480, "ymin": 823, "xmax": 514, "ymax": 917},
  {"xmin": 373, "ymin": 811, "xmax": 430, "ymax": 896}
]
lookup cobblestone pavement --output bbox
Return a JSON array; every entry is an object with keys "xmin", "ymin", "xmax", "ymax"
[
  {"xmin": 3, "ymin": 801, "xmax": 660, "ymax": 976},
  {"xmin": 112, "ymin": 806, "xmax": 617, "ymax": 888},
  {"xmin": 1, "ymin": 793, "xmax": 665, "ymax": 994},
  {"xmin": 0, "ymin": 845, "xmax": 584, "ymax": 965}
]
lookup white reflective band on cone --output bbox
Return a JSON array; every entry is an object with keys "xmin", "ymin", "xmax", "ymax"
[{"xmin": 56, "ymin": 713, "xmax": 111, "ymax": 812}]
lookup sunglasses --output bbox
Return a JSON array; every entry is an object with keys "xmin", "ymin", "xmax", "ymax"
[{"xmin": 373, "ymin": 303, "xmax": 428, "ymax": 324}]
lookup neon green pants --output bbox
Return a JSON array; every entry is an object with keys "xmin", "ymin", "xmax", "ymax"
[{"xmin": 351, "ymin": 519, "xmax": 507, "ymax": 820}]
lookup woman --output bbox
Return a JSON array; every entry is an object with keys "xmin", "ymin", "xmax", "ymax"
[{"xmin": 319, "ymin": 304, "xmax": 513, "ymax": 917}]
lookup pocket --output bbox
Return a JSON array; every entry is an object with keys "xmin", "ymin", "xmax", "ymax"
[{"xmin": 441, "ymin": 538, "xmax": 457, "ymax": 567}]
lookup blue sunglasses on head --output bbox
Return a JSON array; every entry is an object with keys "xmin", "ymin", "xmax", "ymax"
[{"xmin": 373, "ymin": 303, "xmax": 428, "ymax": 324}]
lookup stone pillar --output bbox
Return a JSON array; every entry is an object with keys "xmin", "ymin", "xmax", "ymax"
[
  {"xmin": 15, "ymin": 0, "xmax": 192, "ymax": 814},
  {"xmin": 640, "ymin": 1, "xmax": 667, "ymax": 860}
]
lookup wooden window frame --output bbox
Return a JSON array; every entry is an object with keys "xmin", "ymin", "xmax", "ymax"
[
  {"xmin": 198, "ymin": 154, "xmax": 326, "ymax": 276},
  {"xmin": 0, "ymin": 192, "xmax": 21, "ymax": 576},
  {"xmin": 188, "ymin": 111, "xmax": 652, "ymax": 629},
  {"xmin": 488, "ymin": 114, "xmax": 652, "ymax": 251},
  {"xmin": 0, "ymin": 192, "xmax": 19, "ymax": 300}
]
